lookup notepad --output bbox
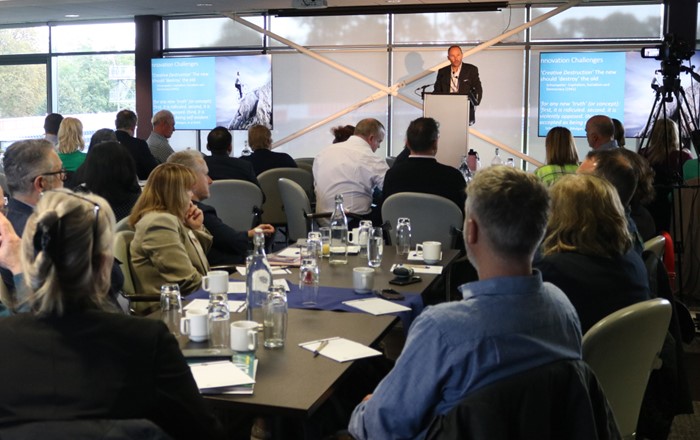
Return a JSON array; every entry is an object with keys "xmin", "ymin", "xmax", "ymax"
[
  {"xmin": 299, "ymin": 337, "xmax": 382, "ymax": 362},
  {"xmin": 184, "ymin": 299, "xmax": 245, "ymax": 312},
  {"xmin": 189, "ymin": 360, "xmax": 255, "ymax": 392},
  {"xmin": 342, "ymin": 297, "xmax": 411, "ymax": 315}
]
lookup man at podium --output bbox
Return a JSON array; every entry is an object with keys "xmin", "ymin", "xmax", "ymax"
[{"xmin": 433, "ymin": 45, "xmax": 483, "ymax": 125}]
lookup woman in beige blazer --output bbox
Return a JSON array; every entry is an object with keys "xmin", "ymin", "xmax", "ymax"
[{"xmin": 128, "ymin": 163, "xmax": 212, "ymax": 295}]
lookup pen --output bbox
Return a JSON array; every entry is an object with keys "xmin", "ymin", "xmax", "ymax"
[{"xmin": 313, "ymin": 340, "xmax": 329, "ymax": 358}]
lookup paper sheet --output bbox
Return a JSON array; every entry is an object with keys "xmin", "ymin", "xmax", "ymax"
[
  {"xmin": 184, "ymin": 299, "xmax": 245, "ymax": 312},
  {"xmin": 390, "ymin": 263, "xmax": 443, "ymax": 275},
  {"xmin": 236, "ymin": 267, "xmax": 291, "ymax": 276},
  {"xmin": 189, "ymin": 360, "xmax": 255, "ymax": 390},
  {"xmin": 299, "ymin": 337, "xmax": 382, "ymax": 362},
  {"xmin": 407, "ymin": 250, "xmax": 443, "ymax": 262},
  {"xmin": 342, "ymin": 297, "xmax": 411, "ymax": 315},
  {"xmin": 227, "ymin": 279, "xmax": 289, "ymax": 294}
]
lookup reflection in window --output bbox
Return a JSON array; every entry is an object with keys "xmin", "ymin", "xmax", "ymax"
[
  {"xmin": 531, "ymin": 4, "xmax": 662, "ymax": 40},
  {"xmin": 51, "ymin": 22, "xmax": 135, "ymax": 53},
  {"xmin": 270, "ymin": 15, "xmax": 388, "ymax": 46},
  {"xmin": 394, "ymin": 9, "xmax": 526, "ymax": 44},
  {"xmin": 165, "ymin": 17, "xmax": 264, "ymax": 49},
  {"xmin": 0, "ymin": 26, "xmax": 49, "ymax": 55}
]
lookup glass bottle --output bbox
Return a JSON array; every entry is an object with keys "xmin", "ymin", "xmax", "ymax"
[
  {"xmin": 329, "ymin": 194, "xmax": 348, "ymax": 265},
  {"xmin": 396, "ymin": 217, "xmax": 412, "ymax": 257},
  {"xmin": 246, "ymin": 228, "xmax": 272, "ymax": 323},
  {"xmin": 491, "ymin": 147, "xmax": 504, "ymax": 166},
  {"xmin": 467, "ymin": 149, "xmax": 480, "ymax": 172},
  {"xmin": 241, "ymin": 140, "xmax": 252, "ymax": 157},
  {"xmin": 506, "ymin": 157, "xmax": 515, "ymax": 168}
]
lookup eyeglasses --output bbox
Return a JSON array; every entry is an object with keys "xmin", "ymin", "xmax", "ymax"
[{"xmin": 31, "ymin": 168, "xmax": 68, "ymax": 182}]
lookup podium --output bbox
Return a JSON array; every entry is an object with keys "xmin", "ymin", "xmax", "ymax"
[{"xmin": 423, "ymin": 94, "xmax": 470, "ymax": 168}]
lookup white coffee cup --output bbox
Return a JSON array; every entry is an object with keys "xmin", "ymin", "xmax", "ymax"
[
  {"xmin": 353, "ymin": 267, "xmax": 375, "ymax": 294},
  {"xmin": 348, "ymin": 227, "xmax": 361, "ymax": 245},
  {"xmin": 416, "ymin": 241, "xmax": 442, "ymax": 264},
  {"xmin": 202, "ymin": 270, "xmax": 229, "ymax": 295},
  {"xmin": 180, "ymin": 309, "xmax": 209, "ymax": 342},
  {"xmin": 230, "ymin": 320, "xmax": 259, "ymax": 352}
]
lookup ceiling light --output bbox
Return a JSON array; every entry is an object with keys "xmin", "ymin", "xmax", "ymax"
[{"xmin": 64, "ymin": 14, "xmax": 80, "ymax": 18}]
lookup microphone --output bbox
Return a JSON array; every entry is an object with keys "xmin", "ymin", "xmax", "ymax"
[{"xmin": 415, "ymin": 84, "xmax": 432, "ymax": 99}]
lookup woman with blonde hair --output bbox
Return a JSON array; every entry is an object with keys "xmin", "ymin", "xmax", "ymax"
[
  {"xmin": 129, "ymin": 163, "xmax": 212, "ymax": 295},
  {"xmin": 534, "ymin": 126, "xmax": 579, "ymax": 186},
  {"xmin": 0, "ymin": 189, "xmax": 223, "ymax": 438},
  {"xmin": 56, "ymin": 117, "xmax": 87, "ymax": 172},
  {"xmin": 536, "ymin": 174, "xmax": 650, "ymax": 332}
]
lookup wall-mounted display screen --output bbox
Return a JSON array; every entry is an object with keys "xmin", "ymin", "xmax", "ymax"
[{"xmin": 152, "ymin": 55, "xmax": 272, "ymax": 130}]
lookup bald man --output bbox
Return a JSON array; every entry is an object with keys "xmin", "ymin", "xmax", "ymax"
[{"xmin": 585, "ymin": 115, "xmax": 618, "ymax": 151}]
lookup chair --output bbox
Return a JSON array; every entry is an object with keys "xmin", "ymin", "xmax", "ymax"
[
  {"xmin": 257, "ymin": 168, "xmax": 314, "ymax": 226},
  {"xmin": 582, "ymin": 298, "xmax": 672, "ymax": 439},
  {"xmin": 208, "ymin": 179, "xmax": 263, "ymax": 232},
  {"xmin": 278, "ymin": 177, "xmax": 313, "ymax": 242},
  {"xmin": 114, "ymin": 230, "xmax": 159, "ymax": 314},
  {"xmin": 382, "ymin": 192, "xmax": 463, "ymax": 251},
  {"xmin": 425, "ymin": 359, "xmax": 621, "ymax": 440},
  {"xmin": 643, "ymin": 235, "xmax": 665, "ymax": 261},
  {"xmin": 385, "ymin": 156, "xmax": 396, "ymax": 168},
  {"xmin": 115, "ymin": 216, "xmax": 134, "ymax": 233}
]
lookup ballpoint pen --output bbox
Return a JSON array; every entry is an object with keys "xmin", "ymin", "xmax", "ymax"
[{"xmin": 313, "ymin": 340, "xmax": 329, "ymax": 358}]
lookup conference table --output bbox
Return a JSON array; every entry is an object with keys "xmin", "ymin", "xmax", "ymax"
[{"xmin": 169, "ymin": 246, "xmax": 459, "ymax": 437}]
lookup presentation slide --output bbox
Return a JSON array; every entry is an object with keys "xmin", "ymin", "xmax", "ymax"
[
  {"xmin": 152, "ymin": 55, "xmax": 272, "ymax": 131},
  {"xmin": 539, "ymin": 52, "xmax": 626, "ymax": 137}
]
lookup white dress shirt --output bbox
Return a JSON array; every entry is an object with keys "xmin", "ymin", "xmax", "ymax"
[{"xmin": 313, "ymin": 135, "xmax": 389, "ymax": 216}]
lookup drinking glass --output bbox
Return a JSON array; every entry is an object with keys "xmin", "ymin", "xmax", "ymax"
[
  {"xmin": 160, "ymin": 284, "xmax": 182, "ymax": 336},
  {"xmin": 263, "ymin": 285, "xmax": 288, "ymax": 348},
  {"xmin": 307, "ymin": 231, "xmax": 323, "ymax": 260},
  {"xmin": 367, "ymin": 227, "xmax": 384, "ymax": 268},
  {"xmin": 357, "ymin": 220, "xmax": 373, "ymax": 257},
  {"xmin": 319, "ymin": 227, "xmax": 331, "ymax": 258},
  {"xmin": 299, "ymin": 247, "xmax": 319, "ymax": 306}
]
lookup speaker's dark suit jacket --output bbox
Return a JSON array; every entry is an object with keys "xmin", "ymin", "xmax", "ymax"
[
  {"xmin": 433, "ymin": 62, "xmax": 483, "ymax": 124},
  {"xmin": 115, "ymin": 130, "xmax": 158, "ymax": 180},
  {"xmin": 382, "ymin": 156, "xmax": 466, "ymax": 215},
  {"xmin": 0, "ymin": 310, "xmax": 224, "ymax": 440}
]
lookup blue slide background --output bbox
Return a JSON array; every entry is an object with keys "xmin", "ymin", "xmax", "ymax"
[{"xmin": 539, "ymin": 52, "xmax": 626, "ymax": 137}]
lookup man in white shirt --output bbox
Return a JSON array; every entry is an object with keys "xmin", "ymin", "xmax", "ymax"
[
  {"xmin": 146, "ymin": 109, "xmax": 176, "ymax": 163},
  {"xmin": 313, "ymin": 118, "xmax": 389, "ymax": 225}
]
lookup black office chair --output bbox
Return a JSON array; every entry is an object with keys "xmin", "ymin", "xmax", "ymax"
[{"xmin": 425, "ymin": 359, "xmax": 621, "ymax": 440}]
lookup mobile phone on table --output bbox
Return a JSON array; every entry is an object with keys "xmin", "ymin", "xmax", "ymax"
[{"xmin": 377, "ymin": 289, "xmax": 405, "ymax": 300}]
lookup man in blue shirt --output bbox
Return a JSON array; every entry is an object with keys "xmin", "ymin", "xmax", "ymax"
[{"xmin": 348, "ymin": 166, "xmax": 582, "ymax": 439}]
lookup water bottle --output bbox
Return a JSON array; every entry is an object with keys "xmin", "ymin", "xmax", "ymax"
[
  {"xmin": 246, "ymin": 228, "xmax": 272, "ymax": 323},
  {"xmin": 467, "ymin": 149, "xmax": 480, "ymax": 172},
  {"xmin": 506, "ymin": 157, "xmax": 515, "ymax": 168},
  {"xmin": 241, "ymin": 140, "xmax": 252, "ymax": 157},
  {"xmin": 263, "ymin": 285, "xmax": 288, "ymax": 348},
  {"xmin": 491, "ymin": 148, "xmax": 504, "ymax": 166},
  {"xmin": 396, "ymin": 217, "xmax": 412, "ymax": 256},
  {"xmin": 329, "ymin": 194, "xmax": 348, "ymax": 265}
]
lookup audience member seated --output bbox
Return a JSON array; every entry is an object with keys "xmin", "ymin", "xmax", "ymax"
[
  {"xmin": 147, "ymin": 109, "xmax": 176, "ymax": 164},
  {"xmin": 87, "ymin": 128, "xmax": 118, "ymax": 149},
  {"xmin": 534, "ymin": 126, "xmax": 579, "ymax": 186},
  {"xmin": 331, "ymin": 124, "xmax": 354, "ymax": 144},
  {"xmin": 578, "ymin": 149, "xmax": 644, "ymax": 255},
  {"xmin": 56, "ymin": 117, "xmax": 87, "ymax": 175},
  {"xmin": 204, "ymin": 126, "xmax": 260, "ymax": 187},
  {"xmin": 314, "ymin": 118, "xmax": 389, "ymax": 225},
  {"xmin": 612, "ymin": 118, "xmax": 626, "ymax": 148},
  {"xmin": 168, "ymin": 150, "xmax": 274, "ymax": 266},
  {"xmin": 115, "ymin": 109, "xmax": 159, "ymax": 180},
  {"xmin": 128, "ymin": 163, "xmax": 212, "ymax": 295},
  {"xmin": 536, "ymin": 174, "xmax": 651, "ymax": 333},
  {"xmin": 241, "ymin": 124, "xmax": 297, "ymax": 176},
  {"xmin": 0, "ymin": 189, "xmax": 223, "ymax": 440},
  {"xmin": 382, "ymin": 117, "xmax": 466, "ymax": 214},
  {"xmin": 619, "ymin": 148, "xmax": 657, "ymax": 241},
  {"xmin": 43, "ymin": 113, "xmax": 63, "ymax": 145},
  {"xmin": 639, "ymin": 118, "xmax": 692, "ymax": 234},
  {"xmin": 348, "ymin": 166, "xmax": 582, "ymax": 439},
  {"xmin": 0, "ymin": 190, "xmax": 22, "ymax": 315},
  {"xmin": 73, "ymin": 141, "xmax": 142, "ymax": 222}
]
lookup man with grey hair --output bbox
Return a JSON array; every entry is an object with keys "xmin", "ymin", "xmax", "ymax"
[
  {"xmin": 313, "ymin": 118, "xmax": 389, "ymax": 225},
  {"xmin": 585, "ymin": 115, "xmax": 618, "ymax": 151},
  {"xmin": 1, "ymin": 139, "xmax": 66, "ymax": 295},
  {"xmin": 147, "ymin": 109, "xmax": 176, "ymax": 164},
  {"xmin": 349, "ymin": 166, "xmax": 582, "ymax": 439},
  {"xmin": 167, "ymin": 150, "xmax": 274, "ymax": 265}
]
